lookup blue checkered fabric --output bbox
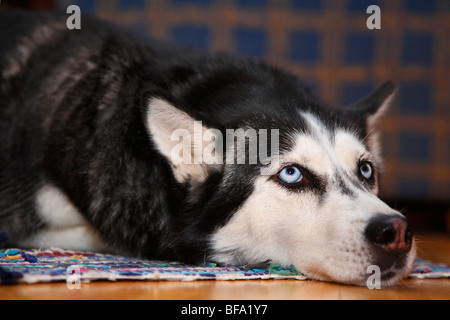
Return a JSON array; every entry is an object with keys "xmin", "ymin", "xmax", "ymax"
[{"xmin": 70, "ymin": 0, "xmax": 449, "ymax": 201}]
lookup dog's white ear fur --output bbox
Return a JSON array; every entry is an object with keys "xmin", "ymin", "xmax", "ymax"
[
  {"xmin": 345, "ymin": 82, "xmax": 396, "ymax": 161},
  {"xmin": 146, "ymin": 98, "xmax": 222, "ymax": 183},
  {"xmin": 364, "ymin": 88, "xmax": 396, "ymax": 163},
  {"xmin": 365, "ymin": 88, "xmax": 396, "ymax": 133}
]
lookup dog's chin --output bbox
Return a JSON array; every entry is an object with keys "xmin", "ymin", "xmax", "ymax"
[{"xmin": 299, "ymin": 242, "xmax": 417, "ymax": 287}]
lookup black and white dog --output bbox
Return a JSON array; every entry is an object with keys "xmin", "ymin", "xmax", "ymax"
[{"xmin": 0, "ymin": 10, "xmax": 415, "ymax": 285}]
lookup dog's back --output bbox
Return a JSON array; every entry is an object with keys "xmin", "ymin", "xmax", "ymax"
[
  {"xmin": 0, "ymin": 10, "xmax": 165, "ymax": 250},
  {"xmin": 0, "ymin": 11, "xmax": 58, "ymax": 240}
]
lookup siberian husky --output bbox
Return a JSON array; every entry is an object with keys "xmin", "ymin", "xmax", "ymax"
[{"xmin": 0, "ymin": 10, "xmax": 415, "ymax": 286}]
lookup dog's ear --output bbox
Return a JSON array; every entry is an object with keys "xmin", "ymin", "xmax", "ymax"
[
  {"xmin": 145, "ymin": 97, "xmax": 223, "ymax": 183},
  {"xmin": 344, "ymin": 81, "xmax": 396, "ymax": 129},
  {"xmin": 342, "ymin": 81, "xmax": 396, "ymax": 159}
]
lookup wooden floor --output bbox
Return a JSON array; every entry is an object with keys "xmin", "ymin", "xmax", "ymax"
[{"xmin": 1, "ymin": 233, "xmax": 449, "ymax": 300}]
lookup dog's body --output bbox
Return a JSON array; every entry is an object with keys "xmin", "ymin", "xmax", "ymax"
[{"xmin": 0, "ymin": 10, "xmax": 415, "ymax": 285}]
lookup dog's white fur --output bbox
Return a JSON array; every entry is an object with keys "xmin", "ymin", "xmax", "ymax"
[{"xmin": 20, "ymin": 184, "xmax": 106, "ymax": 251}]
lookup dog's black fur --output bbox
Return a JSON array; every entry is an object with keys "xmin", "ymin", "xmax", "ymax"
[{"xmin": 0, "ymin": 10, "xmax": 393, "ymax": 263}]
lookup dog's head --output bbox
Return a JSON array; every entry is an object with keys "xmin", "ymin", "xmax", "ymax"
[{"xmin": 146, "ymin": 67, "xmax": 416, "ymax": 286}]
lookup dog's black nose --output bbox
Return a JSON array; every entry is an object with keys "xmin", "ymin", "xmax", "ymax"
[{"xmin": 365, "ymin": 215, "xmax": 413, "ymax": 255}]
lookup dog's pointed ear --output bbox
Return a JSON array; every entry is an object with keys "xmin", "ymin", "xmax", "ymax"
[
  {"xmin": 345, "ymin": 81, "xmax": 396, "ymax": 129},
  {"xmin": 145, "ymin": 97, "xmax": 223, "ymax": 183},
  {"xmin": 342, "ymin": 81, "xmax": 396, "ymax": 159}
]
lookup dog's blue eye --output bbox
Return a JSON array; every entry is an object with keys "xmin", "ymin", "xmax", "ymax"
[
  {"xmin": 279, "ymin": 166, "xmax": 303, "ymax": 184},
  {"xmin": 359, "ymin": 162, "xmax": 373, "ymax": 180}
]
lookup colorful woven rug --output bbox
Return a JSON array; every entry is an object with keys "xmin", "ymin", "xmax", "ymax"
[
  {"xmin": 0, "ymin": 248, "xmax": 307, "ymax": 284},
  {"xmin": 0, "ymin": 247, "xmax": 449, "ymax": 285}
]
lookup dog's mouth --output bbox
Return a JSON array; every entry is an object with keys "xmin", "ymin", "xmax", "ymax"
[
  {"xmin": 376, "ymin": 239, "xmax": 417, "ymax": 282},
  {"xmin": 372, "ymin": 251, "xmax": 409, "ymax": 273}
]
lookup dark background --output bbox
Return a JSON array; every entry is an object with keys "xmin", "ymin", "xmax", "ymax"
[{"xmin": 1, "ymin": 0, "xmax": 449, "ymax": 232}]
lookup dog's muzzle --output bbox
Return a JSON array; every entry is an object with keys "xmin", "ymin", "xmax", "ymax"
[{"xmin": 365, "ymin": 214, "xmax": 414, "ymax": 271}]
